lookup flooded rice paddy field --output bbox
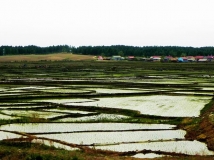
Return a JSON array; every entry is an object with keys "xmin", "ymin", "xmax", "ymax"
[{"xmin": 0, "ymin": 61, "xmax": 214, "ymax": 158}]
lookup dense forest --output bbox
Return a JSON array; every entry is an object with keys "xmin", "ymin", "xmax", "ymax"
[
  {"xmin": 0, "ymin": 45, "xmax": 70, "ymax": 56},
  {"xmin": 72, "ymin": 45, "xmax": 214, "ymax": 57},
  {"xmin": 1, "ymin": 45, "xmax": 214, "ymax": 57}
]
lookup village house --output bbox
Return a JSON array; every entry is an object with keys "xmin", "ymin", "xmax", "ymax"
[
  {"xmin": 111, "ymin": 55, "xmax": 124, "ymax": 61},
  {"xmin": 195, "ymin": 56, "xmax": 204, "ymax": 62},
  {"xmin": 163, "ymin": 56, "xmax": 173, "ymax": 62},
  {"xmin": 127, "ymin": 56, "xmax": 135, "ymax": 61},
  {"xmin": 187, "ymin": 56, "xmax": 195, "ymax": 62},
  {"xmin": 207, "ymin": 56, "xmax": 214, "ymax": 61},
  {"xmin": 97, "ymin": 56, "xmax": 103, "ymax": 60},
  {"xmin": 150, "ymin": 56, "xmax": 161, "ymax": 62}
]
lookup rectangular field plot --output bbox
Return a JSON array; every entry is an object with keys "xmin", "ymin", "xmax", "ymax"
[
  {"xmin": 0, "ymin": 123, "xmax": 176, "ymax": 133},
  {"xmin": 94, "ymin": 141, "xmax": 214, "ymax": 156},
  {"xmin": 61, "ymin": 95, "xmax": 211, "ymax": 117},
  {"xmin": 0, "ymin": 131, "xmax": 23, "ymax": 140},
  {"xmin": 36, "ymin": 130, "xmax": 186, "ymax": 145},
  {"xmin": 0, "ymin": 114, "xmax": 17, "ymax": 120}
]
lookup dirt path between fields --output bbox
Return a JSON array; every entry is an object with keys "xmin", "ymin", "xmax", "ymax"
[{"xmin": 180, "ymin": 102, "xmax": 214, "ymax": 151}]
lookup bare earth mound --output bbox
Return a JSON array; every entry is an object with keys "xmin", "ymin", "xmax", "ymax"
[
  {"xmin": 181, "ymin": 102, "xmax": 214, "ymax": 151},
  {"xmin": 0, "ymin": 53, "xmax": 95, "ymax": 62}
]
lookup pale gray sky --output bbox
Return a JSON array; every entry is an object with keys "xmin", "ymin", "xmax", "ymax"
[{"xmin": 0, "ymin": 0, "xmax": 214, "ymax": 47}]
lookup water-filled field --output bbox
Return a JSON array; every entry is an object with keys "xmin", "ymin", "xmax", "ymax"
[{"xmin": 0, "ymin": 61, "xmax": 214, "ymax": 159}]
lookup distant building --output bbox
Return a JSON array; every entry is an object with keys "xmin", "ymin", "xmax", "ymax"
[
  {"xmin": 177, "ymin": 57, "xmax": 184, "ymax": 62},
  {"xmin": 97, "ymin": 56, "xmax": 103, "ymax": 60},
  {"xmin": 127, "ymin": 56, "xmax": 135, "ymax": 61},
  {"xmin": 182, "ymin": 57, "xmax": 188, "ymax": 62},
  {"xmin": 187, "ymin": 56, "xmax": 195, "ymax": 62},
  {"xmin": 163, "ymin": 56, "xmax": 173, "ymax": 62},
  {"xmin": 207, "ymin": 56, "xmax": 214, "ymax": 61},
  {"xmin": 150, "ymin": 56, "xmax": 161, "ymax": 62},
  {"xmin": 170, "ymin": 58, "xmax": 178, "ymax": 62},
  {"xmin": 198, "ymin": 59, "xmax": 208, "ymax": 62},
  {"xmin": 111, "ymin": 55, "xmax": 124, "ymax": 61},
  {"xmin": 195, "ymin": 56, "xmax": 204, "ymax": 61}
]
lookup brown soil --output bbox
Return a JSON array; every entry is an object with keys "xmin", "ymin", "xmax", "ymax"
[
  {"xmin": 180, "ymin": 103, "xmax": 214, "ymax": 151},
  {"xmin": 0, "ymin": 53, "xmax": 95, "ymax": 62}
]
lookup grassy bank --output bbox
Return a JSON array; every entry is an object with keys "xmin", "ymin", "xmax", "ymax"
[{"xmin": 0, "ymin": 53, "xmax": 94, "ymax": 62}]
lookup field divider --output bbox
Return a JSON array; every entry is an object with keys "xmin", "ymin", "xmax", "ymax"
[
  {"xmin": 21, "ymin": 128, "xmax": 178, "ymax": 135},
  {"xmin": 82, "ymin": 138, "xmax": 186, "ymax": 147}
]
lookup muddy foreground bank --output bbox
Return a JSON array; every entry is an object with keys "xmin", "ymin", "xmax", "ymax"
[{"xmin": 181, "ymin": 99, "xmax": 214, "ymax": 151}]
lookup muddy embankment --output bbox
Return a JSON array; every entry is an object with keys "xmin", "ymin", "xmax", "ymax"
[{"xmin": 181, "ymin": 101, "xmax": 214, "ymax": 151}]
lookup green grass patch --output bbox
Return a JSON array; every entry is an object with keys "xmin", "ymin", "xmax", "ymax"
[{"xmin": 200, "ymin": 98, "xmax": 214, "ymax": 115}]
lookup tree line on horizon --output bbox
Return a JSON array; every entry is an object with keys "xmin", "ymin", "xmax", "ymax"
[
  {"xmin": 0, "ymin": 45, "xmax": 70, "ymax": 56},
  {"xmin": 1, "ymin": 45, "xmax": 214, "ymax": 57}
]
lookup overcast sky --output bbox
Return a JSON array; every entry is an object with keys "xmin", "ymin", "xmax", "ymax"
[{"xmin": 0, "ymin": 0, "xmax": 214, "ymax": 47}]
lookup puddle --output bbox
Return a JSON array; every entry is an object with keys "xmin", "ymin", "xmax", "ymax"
[
  {"xmin": 94, "ymin": 141, "xmax": 214, "ymax": 156},
  {"xmin": 132, "ymin": 153, "xmax": 165, "ymax": 159},
  {"xmin": 0, "ymin": 131, "xmax": 22, "ymax": 140},
  {"xmin": 172, "ymin": 91, "xmax": 214, "ymax": 96},
  {"xmin": 1, "ymin": 110, "xmax": 68, "ymax": 119},
  {"xmin": 0, "ymin": 123, "xmax": 176, "ymax": 133},
  {"xmin": 63, "ymin": 95, "xmax": 211, "ymax": 117},
  {"xmin": 84, "ymin": 88, "xmax": 149, "ymax": 94},
  {"xmin": 201, "ymin": 87, "xmax": 214, "ymax": 91},
  {"xmin": 0, "ymin": 105, "xmax": 45, "ymax": 109},
  {"xmin": 2, "ymin": 90, "xmax": 26, "ymax": 93},
  {"xmin": 36, "ymin": 130, "xmax": 185, "ymax": 145},
  {"xmin": 0, "ymin": 114, "xmax": 17, "ymax": 120},
  {"xmin": 40, "ymin": 88, "xmax": 91, "ymax": 93},
  {"xmin": 0, "ymin": 94, "xmax": 20, "ymax": 96},
  {"xmin": 12, "ymin": 86, "xmax": 55, "ymax": 90},
  {"xmin": 0, "ymin": 103, "xmax": 34, "ymax": 106}
]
